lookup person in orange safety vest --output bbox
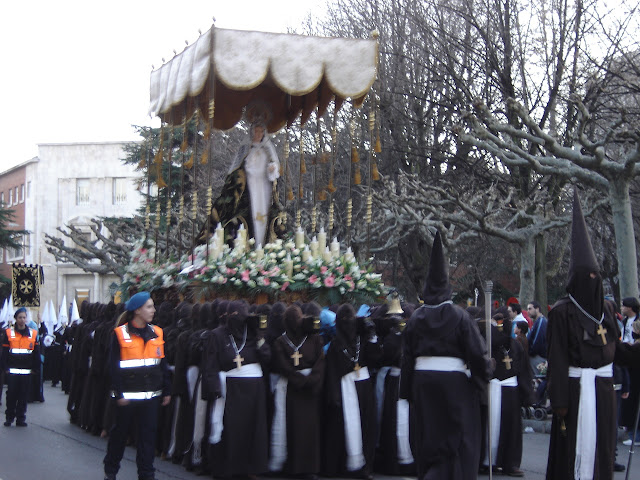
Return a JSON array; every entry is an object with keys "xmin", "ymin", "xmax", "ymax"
[
  {"xmin": 2, "ymin": 307, "xmax": 41, "ymax": 427},
  {"xmin": 103, "ymin": 292, "xmax": 171, "ymax": 480}
]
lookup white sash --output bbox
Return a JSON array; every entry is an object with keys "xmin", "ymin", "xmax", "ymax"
[
  {"xmin": 186, "ymin": 366, "xmax": 199, "ymax": 403},
  {"xmin": 209, "ymin": 362, "xmax": 263, "ymax": 444},
  {"xmin": 486, "ymin": 376, "xmax": 518, "ymax": 465},
  {"xmin": 192, "ymin": 377, "xmax": 207, "ymax": 466},
  {"xmin": 341, "ymin": 366, "xmax": 371, "ymax": 471},
  {"xmin": 415, "ymin": 356, "xmax": 470, "ymax": 377},
  {"xmin": 396, "ymin": 398, "xmax": 414, "ymax": 464},
  {"xmin": 569, "ymin": 363, "xmax": 613, "ymax": 480},
  {"xmin": 269, "ymin": 368, "xmax": 312, "ymax": 471},
  {"xmin": 167, "ymin": 397, "xmax": 181, "ymax": 458}
]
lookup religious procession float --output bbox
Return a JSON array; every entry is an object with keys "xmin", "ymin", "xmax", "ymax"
[{"xmin": 121, "ymin": 25, "xmax": 388, "ymax": 305}]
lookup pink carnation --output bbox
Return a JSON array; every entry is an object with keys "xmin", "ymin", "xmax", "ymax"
[
  {"xmin": 344, "ymin": 274, "xmax": 352, "ymax": 280},
  {"xmin": 281, "ymin": 281, "xmax": 290, "ymax": 291},
  {"xmin": 320, "ymin": 266, "xmax": 328, "ymax": 274},
  {"xmin": 324, "ymin": 275, "xmax": 335, "ymax": 287},
  {"xmin": 336, "ymin": 266, "xmax": 345, "ymax": 274},
  {"xmin": 309, "ymin": 274, "xmax": 319, "ymax": 284},
  {"xmin": 241, "ymin": 270, "xmax": 250, "ymax": 282},
  {"xmin": 263, "ymin": 277, "xmax": 271, "ymax": 286}
]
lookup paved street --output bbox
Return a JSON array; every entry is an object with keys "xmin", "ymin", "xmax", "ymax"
[{"xmin": 0, "ymin": 383, "xmax": 637, "ymax": 479}]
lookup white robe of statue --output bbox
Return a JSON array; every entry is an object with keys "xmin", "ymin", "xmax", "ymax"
[{"xmin": 229, "ymin": 131, "xmax": 280, "ymax": 247}]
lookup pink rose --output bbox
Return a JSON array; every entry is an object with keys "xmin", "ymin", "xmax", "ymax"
[
  {"xmin": 281, "ymin": 281, "xmax": 290, "ymax": 291},
  {"xmin": 263, "ymin": 277, "xmax": 271, "ymax": 286},
  {"xmin": 321, "ymin": 266, "xmax": 328, "ymax": 274},
  {"xmin": 344, "ymin": 274, "xmax": 352, "ymax": 280},
  {"xmin": 324, "ymin": 275, "xmax": 335, "ymax": 287},
  {"xmin": 242, "ymin": 270, "xmax": 250, "ymax": 282},
  {"xmin": 309, "ymin": 274, "xmax": 319, "ymax": 284}
]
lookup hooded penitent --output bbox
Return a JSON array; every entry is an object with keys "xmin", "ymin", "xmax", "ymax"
[
  {"xmin": 227, "ymin": 300, "xmax": 249, "ymax": 340},
  {"xmin": 566, "ymin": 190, "xmax": 603, "ymax": 321},
  {"xmin": 336, "ymin": 303, "xmax": 358, "ymax": 343},
  {"xmin": 422, "ymin": 231, "xmax": 452, "ymax": 306},
  {"xmin": 284, "ymin": 305, "xmax": 305, "ymax": 344}
]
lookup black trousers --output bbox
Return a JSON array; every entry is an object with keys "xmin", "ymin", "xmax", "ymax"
[
  {"xmin": 5, "ymin": 373, "xmax": 31, "ymax": 422},
  {"xmin": 103, "ymin": 396, "xmax": 161, "ymax": 480}
]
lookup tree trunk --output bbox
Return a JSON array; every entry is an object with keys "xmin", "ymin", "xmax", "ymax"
[
  {"xmin": 609, "ymin": 179, "xmax": 639, "ymax": 298},
  {"xmin": 518, "ymin": 236, "xmax": 535, "ymax": 306},
  {"xmin": 534, "ymin": 233, "xmax": 548, "ymax": 309}
]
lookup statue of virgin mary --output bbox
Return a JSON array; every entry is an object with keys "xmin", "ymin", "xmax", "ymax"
[{"xmin": 202, "ymin": 103, "xmax": 282, "ymax": 247}]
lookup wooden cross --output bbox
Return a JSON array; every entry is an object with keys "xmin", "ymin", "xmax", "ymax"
[
  {"xmin": 233, "ymin": 353, "xmax": 244, "ymax": 369},
  {"xmin": 291, "ymin": 350, "xmax": 302, "ymax": 367},
  {"xmin": 354, "ymin": 362, "xmax": 361, "ymax": 378},
  {"xmin": 502, "ymin": 354, "xmax": 512, "ymax": 370},
  {"xmin": 597, "ymin": 324, "xmax": 608, "ymax": 345}
]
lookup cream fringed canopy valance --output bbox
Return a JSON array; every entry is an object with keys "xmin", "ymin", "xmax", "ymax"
[{"xmin": 149, "ymin": 27, "xmax": 378, "ymax": 131}]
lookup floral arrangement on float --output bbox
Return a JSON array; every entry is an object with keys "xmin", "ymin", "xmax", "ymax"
[{"xmin": 121, "ymin": 224, "xmax": 385, "ymax": 305}]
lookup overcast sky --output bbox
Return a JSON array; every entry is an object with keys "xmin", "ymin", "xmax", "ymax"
[{"xmin": 0, "ymin": 0, "xmax": 322, "ymax": 172}]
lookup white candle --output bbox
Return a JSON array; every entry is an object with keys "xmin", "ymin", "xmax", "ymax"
[
  {"xmin": 323, "ymin": 246, "xmax": 332, "ymax": 263},
  {"xmin": 345, "ymin": 246, "xmax": 354, "ymax": 262},
  {"xmin": 330, "ymin": 236, "xmax": 340, "ymax": 257},
  {"xmin": 317, "ymin": 227, "xmax": 327, "ymax": 254},
  {"xmin": 255, "ymin": 243, "xmax": 264, "ymax": 261},
  {"xmin": 302, "ymin": 245, "xmax": 311, "ymax": 262},
  {"xmin": 285, "ymin": 254, "xmax": 293, "ymax": 278},
  {"xmin": 215, "ymin": 223, "xmax": 224, "ymax": 248},
  {"xmin": 310, "ymin": 236, "xmax": 319, "ymax": 258},
  {"xmin": 295, "ymin": 226, "xmax": 305, "ymax": 249}
]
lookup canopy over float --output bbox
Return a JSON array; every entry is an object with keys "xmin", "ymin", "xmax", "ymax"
[{"xmin": 148, "ymin": 26, "xmax": 379, "ymax": 130}]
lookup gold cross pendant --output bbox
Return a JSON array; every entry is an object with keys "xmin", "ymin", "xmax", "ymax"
[
  {"xmin": 502, "ymin": 355, "xmax": 512, "ymax": 370},
  {"xmin": 291, "ymin": 350, "xmax": 302, "ymax": 367},
  {"xmin": 597, "ymin": 324, "xmax": 608, "ymax": 345},
  {"xmin": 233, "ymin": 353, "xmax": 244, "ymax": 369}
]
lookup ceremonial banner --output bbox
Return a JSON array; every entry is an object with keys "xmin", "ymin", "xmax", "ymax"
[{"xmin": 12, "ymin": 263, "xmax": 43, "ymax": 307}]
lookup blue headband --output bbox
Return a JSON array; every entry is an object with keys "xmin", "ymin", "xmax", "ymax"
[
  {"xmin": 125, "ymin": 292, "xmax": 151, "ymax": 312},
  {"xmin": 14, "ymin": 307, "xmax": 27, "ymax": 318}
]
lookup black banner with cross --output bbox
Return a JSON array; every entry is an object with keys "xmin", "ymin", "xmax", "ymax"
[{"xmin": 12, "ymin": 263, "xmax": 43, "ymax": 307}]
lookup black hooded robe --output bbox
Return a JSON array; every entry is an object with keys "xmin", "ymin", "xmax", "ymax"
[
  {"xmin": 488, "ymin": 325, "xmax": 534, "ymax": 474},
  {"xmin": 322, "ymin": 332, "xmax": 382, "ymax": 477},
  {"xmin": 400, "ymin": 304, "xmax": 489, "ymax": 480},
  {"xmin": 270, "ymin": 332, "xmax": 325, "ymax": 475},
  {"xmin": 545, "ymin": 299, "xmax": 619, "ymax": 480},
  {"xmin": 201, "ymin": 325, "xmax": 271, "ymax": 478}
]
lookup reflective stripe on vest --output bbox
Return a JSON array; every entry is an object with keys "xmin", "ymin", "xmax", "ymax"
[
  {"xmin": 9, "ymin": 368, "xmax": 31, "ymax": 375},
  {"xmin": 9, "ymin": 348, "xmax": 32, "ymax": 354},
  {"xmin": 120, "ymin": 358, "xmax": 161, "ymax": 368}
]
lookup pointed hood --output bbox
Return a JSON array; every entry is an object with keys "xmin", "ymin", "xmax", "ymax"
[
  {"xmin": 566, "ymin": 189, "xmax": 603, "ymax": 319},
  {"xmin": 569, "ymin": 190, "xmax": 599, "ymax": 276},
  {"xmin": 422, "ymin": 231, "xmax": 452, "ymax": 305}
]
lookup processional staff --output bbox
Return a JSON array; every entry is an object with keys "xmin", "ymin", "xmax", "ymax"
[{"xmin": 483, "ymin": 280, "xmax": 493, "ymax": 480}]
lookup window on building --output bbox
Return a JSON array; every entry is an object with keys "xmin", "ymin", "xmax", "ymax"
[
  {"xmin": 76, "ymin": 179, "xmax": 90, "ymax": 205},
  {"xmin": 6, "ymin": 234, "xmax": 25, "ymax": 262},
  {"xmin": 14, "ymin": 187, "xmax": 18, "ymax": 205},
  {"xmin": 19, "ymin": 184, "xmax": 24, "ymax": 203},
  {"xmin": 75, "ymin": 288, "xmax": 90, "ymax": 306},
  {"xmin": 112, "ymin": 178, "xmax": 127, "ymax": 205},
  {"xmin": 8, "ymin": 189, "xmax": 13, "ymax": 205}
]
